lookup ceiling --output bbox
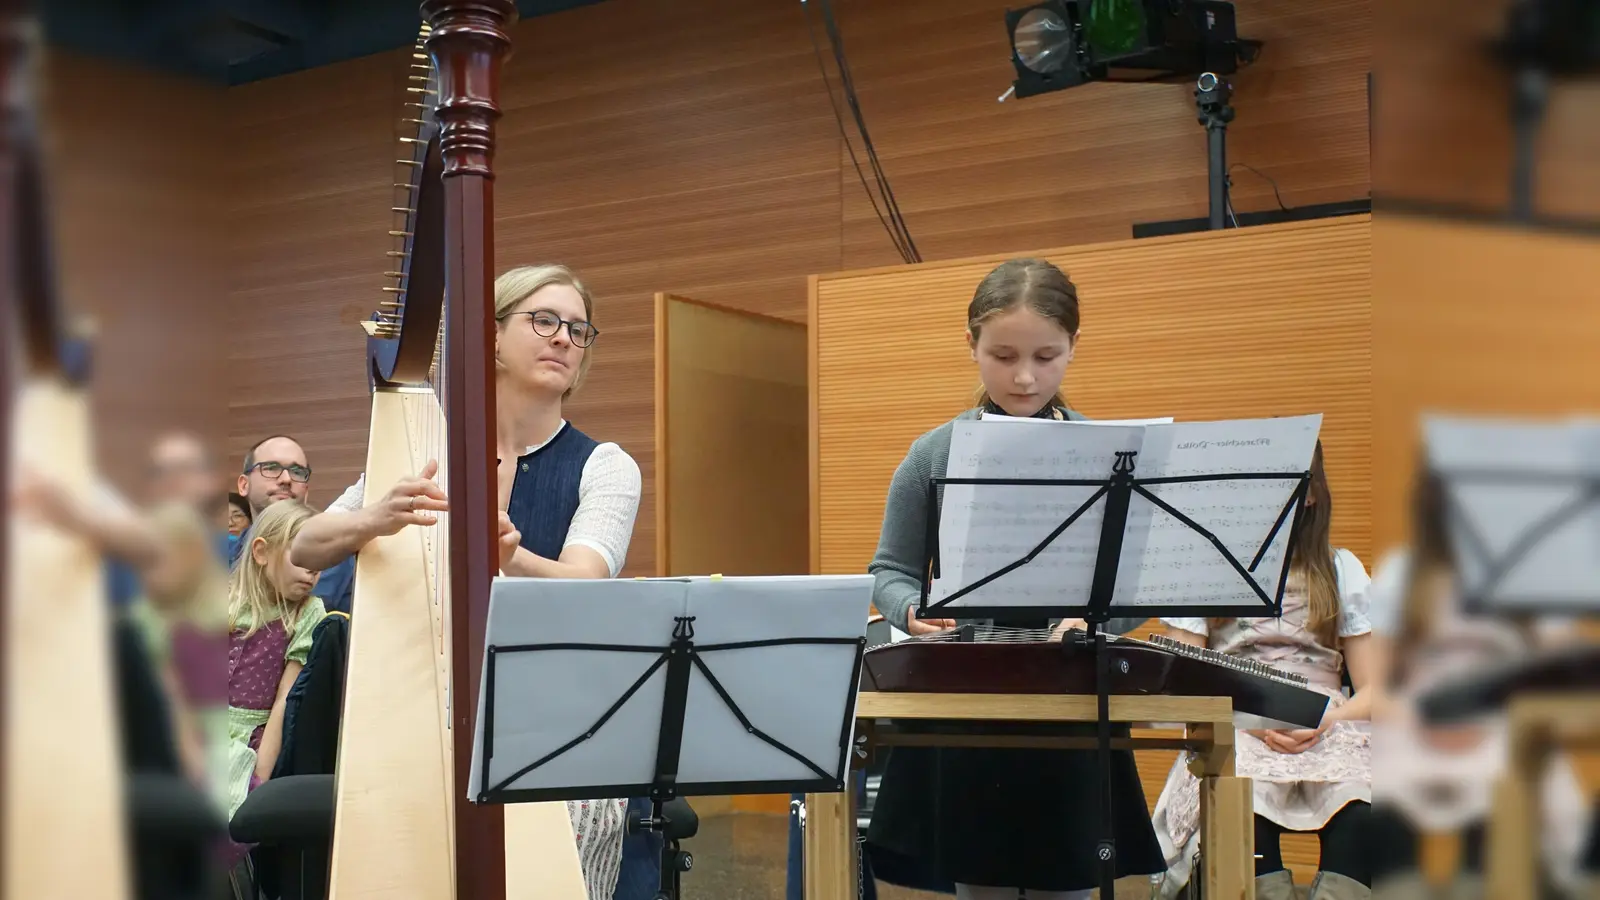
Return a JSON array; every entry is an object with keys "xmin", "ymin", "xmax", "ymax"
[{"xmin": 42, "ymin": 0, "xmax": 608, "ymax": 85}]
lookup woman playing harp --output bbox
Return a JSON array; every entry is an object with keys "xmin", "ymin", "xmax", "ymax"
[{"xmin": 291, "ymin": 265, "xmax": 647, "ymax": 899}]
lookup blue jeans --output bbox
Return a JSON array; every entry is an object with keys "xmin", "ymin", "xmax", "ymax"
[{"xmin": 612, "ymin": 797, "xmax": 664, "ymax": 900}]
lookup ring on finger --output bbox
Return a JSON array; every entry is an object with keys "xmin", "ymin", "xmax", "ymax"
[{"xmin": 409, "ymin": 495, "xmax": 418, "ymax": 512}]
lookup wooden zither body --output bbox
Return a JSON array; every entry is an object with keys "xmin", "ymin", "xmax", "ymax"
[{"xmin": 862, "ymin": 626, "xmax": 1330, "ymax": 730}]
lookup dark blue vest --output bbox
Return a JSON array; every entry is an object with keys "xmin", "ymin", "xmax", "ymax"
[{"xmin": 504, "ymin": 422, "xmax": 599, "ymax": 557}]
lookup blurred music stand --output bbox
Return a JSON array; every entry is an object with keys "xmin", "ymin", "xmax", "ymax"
[
  {"xmin": 468, "ymin": 575, "xmax": 871, "ymax": 900},
  {"xmin": 1424, "ymin": 416, "xmax": 1600, "ymax": 617},
  {"xmin": 917, "ymin": 418, "xmax": 1318, "ymax": 898}
]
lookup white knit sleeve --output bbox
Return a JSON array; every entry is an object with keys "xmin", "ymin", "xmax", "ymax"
[
  {"xmin": 565, "ymin": 444, "xmax": 641, "ymax": 578},
  {"xmin": 327, "ymin": 475, "xmax": 366, "ymax": 514}
]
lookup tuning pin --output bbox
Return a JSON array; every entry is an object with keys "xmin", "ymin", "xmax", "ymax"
[
  {"xmin": 386, "ymin": 250, "xmax": 409, "ymax": 258},
  {"xmin": 397, "ymin": 159, "xmax": 422, "ymax": 167}
]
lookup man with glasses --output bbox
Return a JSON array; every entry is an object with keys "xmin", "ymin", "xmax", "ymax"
[{"xmin": 233, "ymin": 435, "xmax": 356, "ymax": 614}]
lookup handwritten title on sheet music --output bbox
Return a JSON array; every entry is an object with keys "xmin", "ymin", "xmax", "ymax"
[{"xmin": 1174, "ymin": 438, "xmax": 1272, "ymax": 450}]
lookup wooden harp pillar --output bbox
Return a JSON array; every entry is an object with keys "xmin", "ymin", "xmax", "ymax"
[{"xmin": 420, "ymin": 2, "xmax": 518, "ymax": 898}]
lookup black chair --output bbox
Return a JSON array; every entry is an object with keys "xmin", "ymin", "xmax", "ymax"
[
  {"xmin": 111, "ymin": 611, "xmax": 228, "ymax": 900},
  {"xmin": 231, "ymin": 612, "xmax": 350, "ymax": 900}
]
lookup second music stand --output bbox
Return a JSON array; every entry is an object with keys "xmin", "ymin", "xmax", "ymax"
[{"xmin": 468, "ymin": 574, "xmax": 872, "ymax": 900}]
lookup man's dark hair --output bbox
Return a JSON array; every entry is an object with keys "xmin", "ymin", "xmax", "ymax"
[{"xmin": 242, "ymin": 434, "xmax": 303, "ymax": 474}]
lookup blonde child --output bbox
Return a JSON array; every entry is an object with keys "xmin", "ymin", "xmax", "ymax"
[
  {"xmin": 127, "ymin": 502, "xmax": 232, "ymax": 806},
  {"xmin": 225, "ymin": 500, "xmax": 327, "ymax": 824}
]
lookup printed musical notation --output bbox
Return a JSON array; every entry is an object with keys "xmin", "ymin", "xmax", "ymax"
[{"xmin": 930, "ymin": 414, "xmax": 1322, "ymax": 613}]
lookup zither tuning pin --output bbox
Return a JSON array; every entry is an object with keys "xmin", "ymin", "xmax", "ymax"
[
  {"xmin": 386, "ymin": 250, "xmax": 409, "ymax": 258},
  {"xmin": 397, "ymin": 159, "xmax": 422, "ymax": 167},
  {"xmin": 385, "ymin": 271, "xmax": 406, "ymax": 278},
  {"xmin": 391, "ymin": 207, "xmax": 416, "ymax": 214},
  {"xmin": 399, "ymin": 136, "xmax": 425, "ymax": 144},
  {"xmin": 388, "ymin": 231, "xmax": 414, "ymax": 238},
  {"xmin": 382, "ymin": 287, "xmax": 405, "ymax": 294}
]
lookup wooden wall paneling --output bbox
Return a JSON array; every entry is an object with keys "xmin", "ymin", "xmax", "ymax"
[
  {"xmin": 42, "ymin": 52, "xmax": 228, "ymax": 489},
  {"xmin": 829, "ymin": 0, "xmax": 1373, "ymax": 270},
  {"xmin": 226, "ymin": 49, "xmax": 405, "ymax": 500},
  {"xmin": 656, "ymin": 294, "xmax": 809, "ymax": 580},
  {"xmin": 813, "ymin": 217, "xmax": 1371, "ymax": 882},
  {"xmin": 1371, "ymin": 214, "xmax": 1600, "ymax": 556},
  {"xmin": 1375, "ymin": 0, "xmax": 1600, "ymax": 220},
  {"xmin": 815, "ymin": 216, "xmax": 1373, "ymax": 580}
]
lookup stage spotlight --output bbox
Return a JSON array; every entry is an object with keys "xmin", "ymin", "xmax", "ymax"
[{"xmin": 1004, "ymin": 0, "xmax": 1261, "ymax": 100}]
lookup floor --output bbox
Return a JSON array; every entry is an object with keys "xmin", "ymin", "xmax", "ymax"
[{"xmin": 679, "ymin": 813, "xmax": 1157, "ymax": 900}]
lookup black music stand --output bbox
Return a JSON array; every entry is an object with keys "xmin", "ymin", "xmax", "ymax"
[
  {"xmin": 917, "ymin": 441, "xmax": 1313, "ymax": 898},
  {"xmin": 468, "ymin": 575, "xmax": 871, "ymax": 900},
  {"xmin": 1420, "ymin": 416, "xmax": 1600, "ymax": 616}
]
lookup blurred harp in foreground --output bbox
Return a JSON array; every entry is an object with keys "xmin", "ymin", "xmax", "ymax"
[
  {"xmin": 327, "ymin": 5, "xmax": 584, "ymax": 899},
  {"xmin": 2, "ymin": 9, "xmax": 131, "ymax": 900}
]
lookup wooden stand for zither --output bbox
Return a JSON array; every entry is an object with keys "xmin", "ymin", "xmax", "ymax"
[
  {"xmin": 803, "ymin": 692, "xmax": 1255, "ymax": 900},
  {"xmin": 326, "ymin": 4, "xmax": 584, "ymax": 899},
  {"xmin": 2, "ymin": 10, "xmax": 132, "ymax": 898},
  {"xmin": 1487, "ymin": 694, "xmax": 1600, "ymax": 900}
]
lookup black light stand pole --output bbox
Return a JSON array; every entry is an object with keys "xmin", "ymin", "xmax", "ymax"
[
  {"xmin": 1195, "ymin": 72, "xmax": 1235, "ymax": 230},
  {"xmin": 1509, "ymin": 65, "xmax": 1549, "ymax": 223}
]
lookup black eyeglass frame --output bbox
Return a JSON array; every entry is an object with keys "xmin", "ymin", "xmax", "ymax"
[
  {"xmin": 498, "ymin": 308, "xmax": 600, "ymax": 348},
  {"xmin": 245, "ymin": 461, "xmax": 313, "ymax": 483}
]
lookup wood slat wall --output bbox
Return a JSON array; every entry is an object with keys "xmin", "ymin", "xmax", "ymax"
[
  {"xmin": 813, "ymin": 216, "xmax": 1373, "ymax": 576},
  {"xmin": 812, "ymin": 216, "xmax": 1371, "ymax": 882},
  {"xmin": 225, "ymin": 0, "xmax": 1373, "ymax": 580},
  {"xmin": 42, "ymin": 52, "xmax": 228, "ymax": 489}
]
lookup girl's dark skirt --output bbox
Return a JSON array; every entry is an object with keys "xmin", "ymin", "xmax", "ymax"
[{"xmin": 865, "ymin": 729, "xmax": 1164, "ymax": 892}]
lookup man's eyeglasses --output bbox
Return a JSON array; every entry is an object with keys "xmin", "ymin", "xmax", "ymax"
[
  {"xmin": 246, "ymin": 461, "xmax": 312, "ymax": 483},
  {"xmin": 500, "ymin": 309, "xmax": 599, "ymax": 348}
]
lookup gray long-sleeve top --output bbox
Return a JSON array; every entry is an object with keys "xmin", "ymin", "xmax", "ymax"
[{"xmin": 867, "ymin": 407, "xmax": 1146, "ymax": 636}]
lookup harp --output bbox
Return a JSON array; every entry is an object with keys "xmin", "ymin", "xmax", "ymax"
[
  {"xmin": 328, "ymin": 4, "xmax": 584, "ymax": 898},
  {"xmin": 2, "ymin": 9, "xmax": 132, "ymax": 900}
]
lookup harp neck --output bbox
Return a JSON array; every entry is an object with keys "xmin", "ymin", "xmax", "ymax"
[{"xmin": 420, "ymin": 3, "xmax": 518, "ymax": 899}]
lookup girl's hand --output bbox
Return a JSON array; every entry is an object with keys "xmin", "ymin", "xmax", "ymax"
[
  {"xmin": 905, "ymin": 607, "xmax": 956, "ymax": 636},
  {"xmin": 1249, "ymin": 723, "xmax": 1325, "ymax": 754},
  {"xmin": 496, "ymin": 511, "xmax": 521, "ymax": 572},
  {"xmin": 1048, "ymin": 618, "xmax": 1088, "ymax": 642},
  {"xmin": 369, "ymin": 460, "xmax": 450, "ymax": 535}
]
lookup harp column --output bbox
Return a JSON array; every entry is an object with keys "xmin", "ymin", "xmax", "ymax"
[{"xmin": 420, "ymin": 3, "xmax": 517, "ymax": 900}]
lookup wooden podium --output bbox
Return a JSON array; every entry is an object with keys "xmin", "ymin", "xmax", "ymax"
[{"xmin": 802, "ymin": 690, "xmax": 1255, "ymax": 900}]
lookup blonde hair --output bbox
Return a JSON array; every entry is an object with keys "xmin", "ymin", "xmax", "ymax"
[
  {"xmin": 228, "ymin": 500, "xmax": 316, "ymax": 639},
  {"xmin": 144, "ymin": 501, "xmax": 229, "ymax": 631},
  {"xmin": 494, "ymin": 264, "xmax": 596, "ymax": 399}
]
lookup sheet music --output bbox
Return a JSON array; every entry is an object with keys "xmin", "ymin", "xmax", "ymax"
[
  {"xmin": 932, "ymin": 414, "xmax": 1321, "ymax": 613},
  {"xmin": 936, "ymin": 419, "xmax": 1143, "ymax": 608},
  {"xmin": 1124, "ymin": 415, "xmax": 1322, "ymax": 607},
  {"xmin": 1425, "ymin": 416, "xmax": 1600, "ymax": 611}
]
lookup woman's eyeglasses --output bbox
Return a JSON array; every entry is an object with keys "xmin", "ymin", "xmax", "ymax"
[
  {"xmin": 247, "ymin": 461, "xmax": 312, "ymax": 483},
  {"xmin": 501, "ymin": 309, "xmax": 599, "ymax": 348}
]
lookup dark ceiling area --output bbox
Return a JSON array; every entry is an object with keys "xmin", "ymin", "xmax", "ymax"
[{"xmin": 42, "ymin": 0, "xmax": 607, "ymax": 85}]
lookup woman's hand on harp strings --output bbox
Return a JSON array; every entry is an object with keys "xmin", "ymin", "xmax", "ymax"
[{"xmin": 369, "ymin": 459, "xmax": 450, "ymax": 535}]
